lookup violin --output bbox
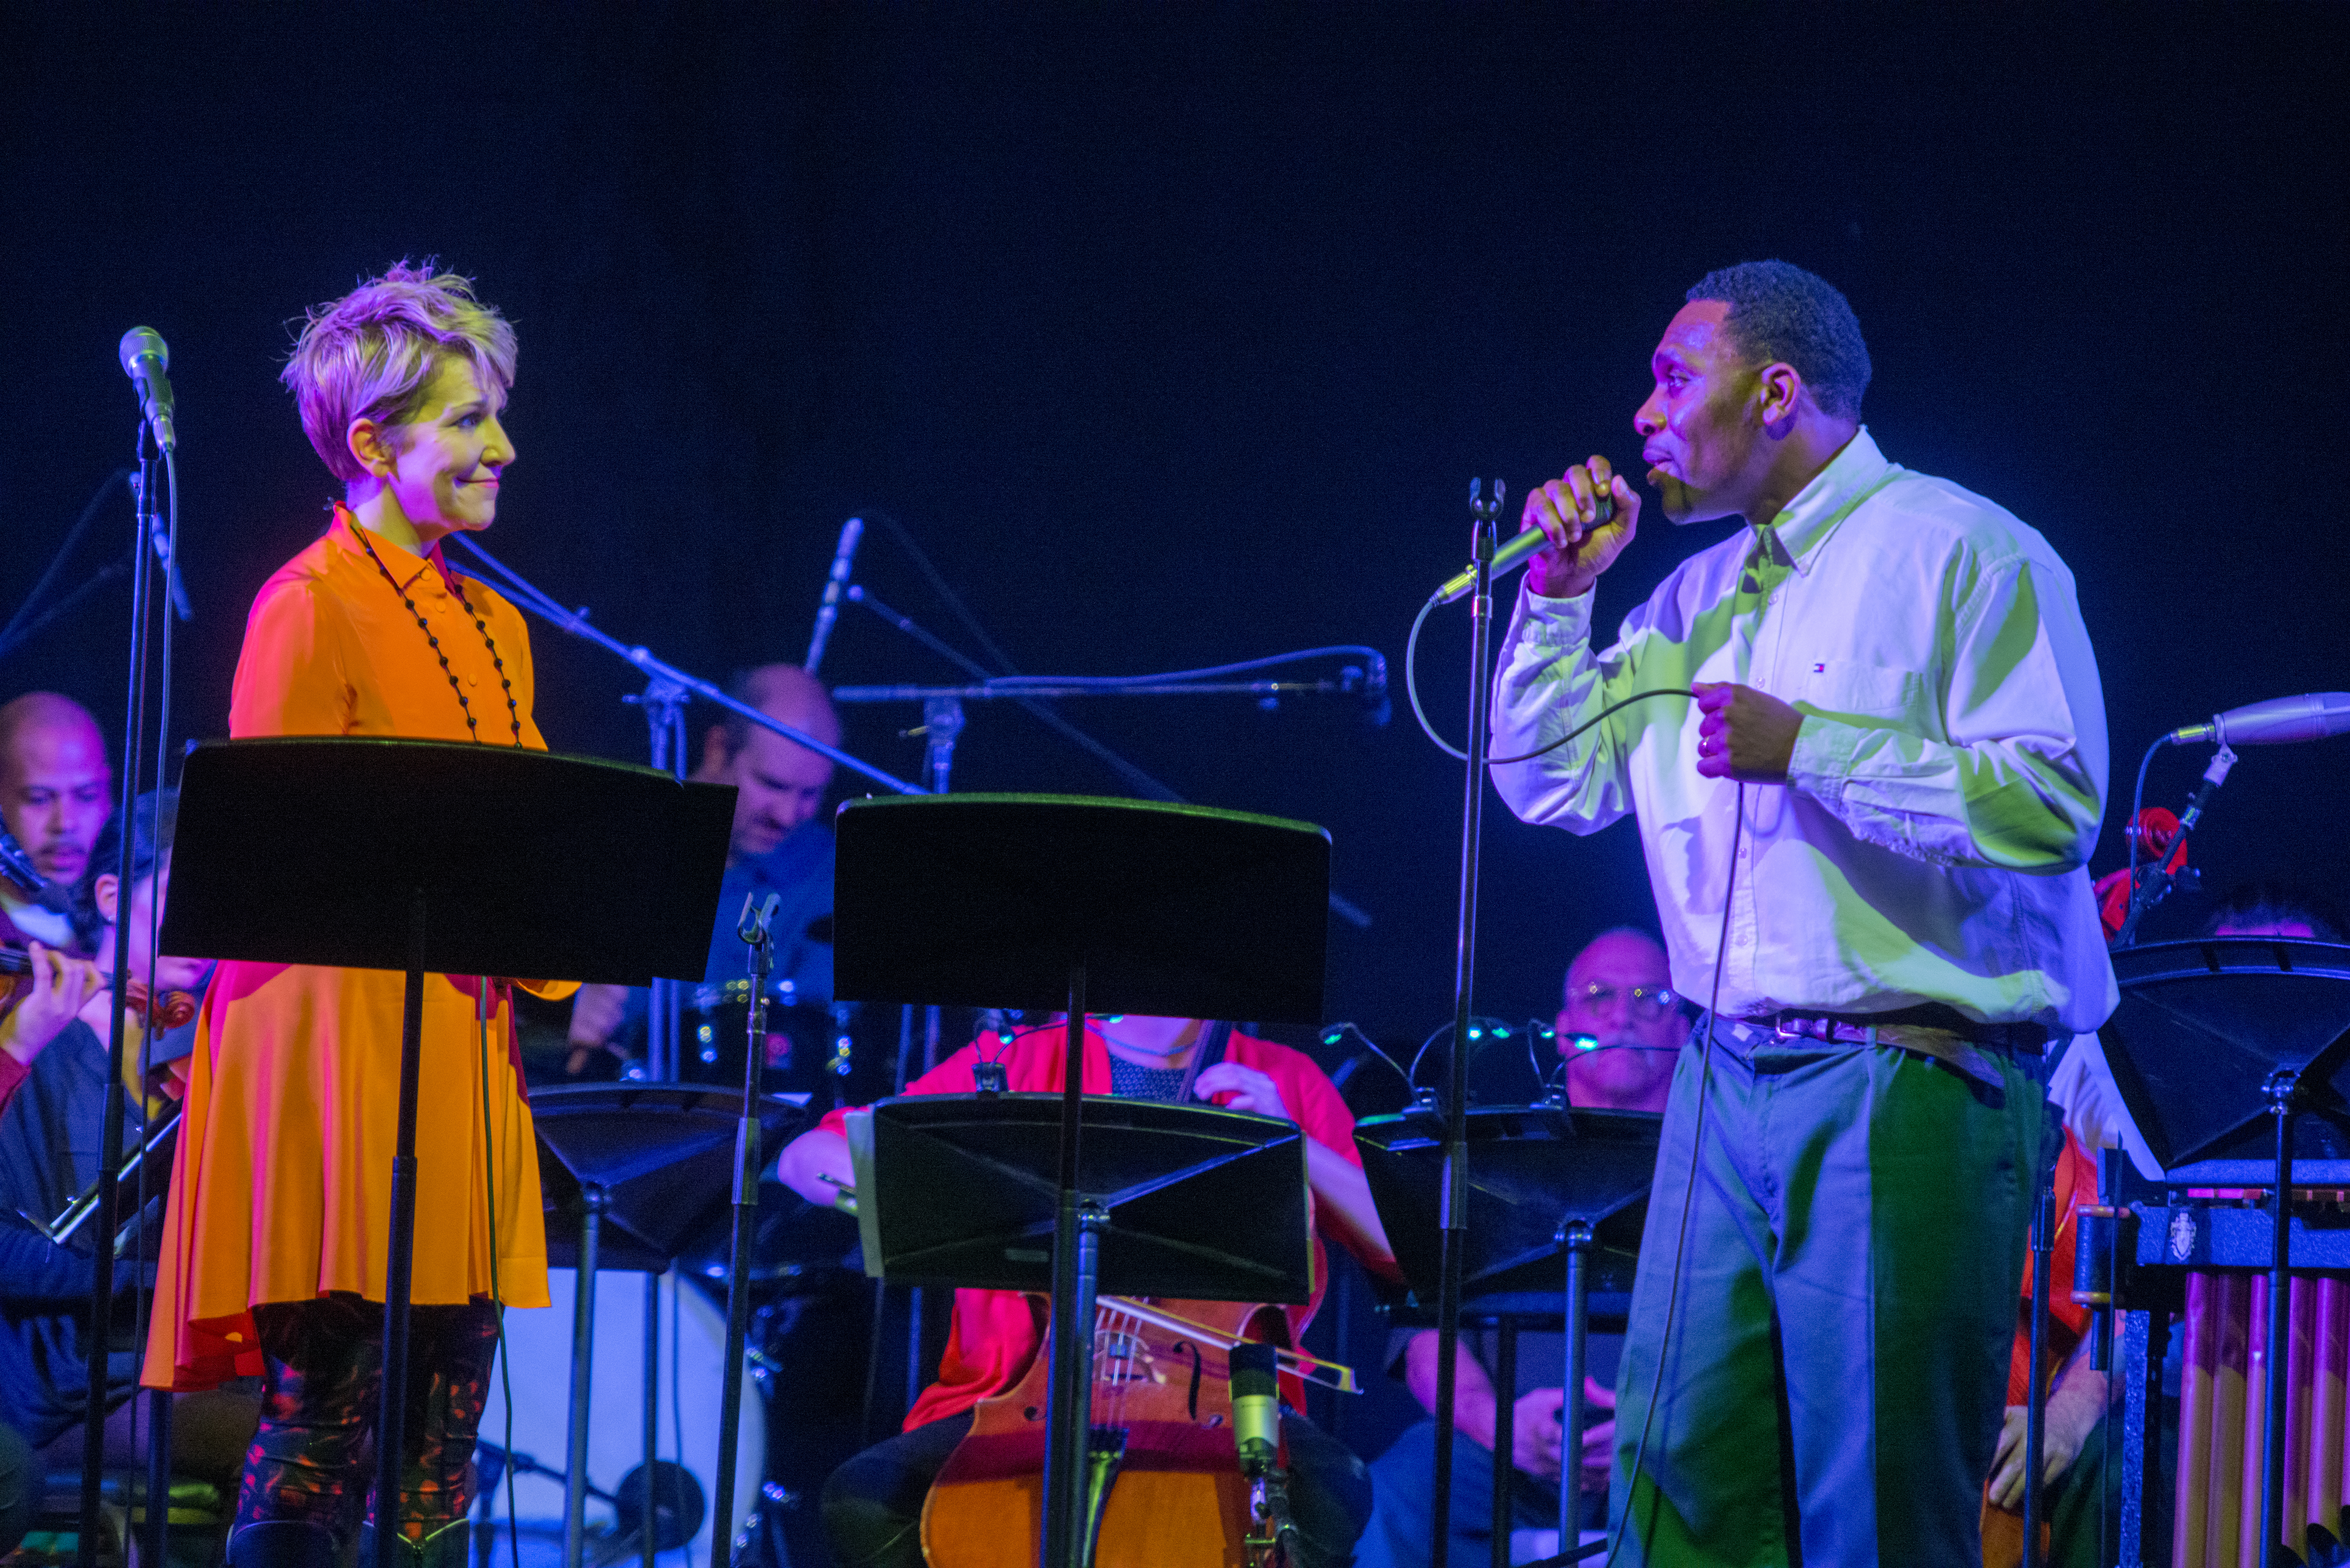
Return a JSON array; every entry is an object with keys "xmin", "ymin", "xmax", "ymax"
[
  {"xmin": 919, "ymin": 1295, "xmax": 1354, "ymax": 1568},
  {"xmin": 1, "ymin": 944, "xmax": 199, "ymax": 1030}
]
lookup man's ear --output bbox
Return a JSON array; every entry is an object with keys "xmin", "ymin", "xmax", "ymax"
[
  {"xmin": 93, "ymin": 873, "xmax": 119, "ymax": 926},
  {"xmin": 1756, "ymin": 362, "xmax": 1807, "ymax": 437}
]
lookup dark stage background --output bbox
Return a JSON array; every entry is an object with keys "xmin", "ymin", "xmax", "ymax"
[{"xmin": 4, "ymin": 10, "xmax": 2346, "ymax": 1069}]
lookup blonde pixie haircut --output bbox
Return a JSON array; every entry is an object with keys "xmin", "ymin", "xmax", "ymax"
[{"xmin": 281, "ymin": 261, "xmax": 518, "ymax": 482}]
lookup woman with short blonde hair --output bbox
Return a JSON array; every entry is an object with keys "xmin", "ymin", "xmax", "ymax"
[{"xmin": 144, "ymin": 262, "xmax": 571, "ymax": 1568}]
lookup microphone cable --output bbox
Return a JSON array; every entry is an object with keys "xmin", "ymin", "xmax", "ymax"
[
  {"xmin": 1409, "ymin": 557, "xmax": 1746, "ymax": 1555},
  {"xmin": 1598, "ymin": 783, "xmax": 1740, "ymax": 1566},
  {"xmin": 1406, "ymin": 592, "xmax": 1687, "ymax": 766}
]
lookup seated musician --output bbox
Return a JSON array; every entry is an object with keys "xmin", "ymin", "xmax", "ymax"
[
  {"xmin": 565, "ymin": 663, "xmax": 842, "ymax": 1085},
  {"xmin": 0, "ymin": 693, "xmax": 112, "ymax": 954},
  {"xmin": 0, "ymin": 893, "xmax": 104, "ymax": 1559},
  {"xmin": 0, "ymin": 789, "xmax": 247, "ymax": 1493},
  {"xmin": 1978, "ymin": 1125, "xmax": 2109, "ymax": 1568},
  {"xmin": 776, "ymin": 1013, "xmax": 1396, "ymax": 1568},
  {"xmin": 1357, "ymin": 927, "xmax": 1681, "ymax": 1568}
]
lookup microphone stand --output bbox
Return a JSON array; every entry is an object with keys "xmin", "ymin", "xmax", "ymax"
[
  {"xmin": 625, "ymin": 676, "xmax": 692, "ymax": 1082},
  {"xmin": 837, "ymin": 586, "xmax": 1375, "ymax": 930},
  {"xmin": 712, "ymin": 892, "xmax": 778, "ymax": 1565},
  {"xmin": 446, "ymin": 537, "xmax": 926, "ymax": 799},
  {"xmin": 79, "ymin": 430, "xmax": 178, "ymax": 1568},
  {"xmin": 2116, "ymin": 741, "xmax": 2236, "ymax": 947},
  {"xmin": 1429, "ymin": 481, "xmax": 1502, "ymax": 1568},
  {"xmin": 0, "ymin": 468, "xmax": 129, "ymax": 662}
]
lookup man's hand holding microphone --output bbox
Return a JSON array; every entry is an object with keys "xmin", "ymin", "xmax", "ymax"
[
  {"xmin": 1520, "ymin": 455, "xmax": 1641, "ymax": 600},
  {"xmin": 1516, "ymin": 454, "xmax": 1802, "ymax": 784}
]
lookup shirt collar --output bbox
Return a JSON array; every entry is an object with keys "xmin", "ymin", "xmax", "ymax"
[
  {"xmin": 1751, "ymin": 426, "xmax": 1891, "ymax": 577},
  {"xmin": 330, "ymin": 503, "xmax": 462, "ymax": 596}
]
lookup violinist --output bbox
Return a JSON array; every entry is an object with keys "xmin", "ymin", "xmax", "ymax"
[
  {"xmin": 0, "ymin": 693, "xmax": 112, "ymax": 953},
  {"xmin": 0, "ymin": 788, "xmax": 228, "ymax": 1459},
  {"xmin": 777, "ymin": 1013, "xmax": 1396, "ymax": 1568}
]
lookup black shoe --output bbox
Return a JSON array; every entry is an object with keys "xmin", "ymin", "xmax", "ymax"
[{"xmin": 226, "ymin": 1521, "xmax": 339, "ymax": 1568}]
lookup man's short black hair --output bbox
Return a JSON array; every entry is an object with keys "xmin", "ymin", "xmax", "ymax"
[{"xmin": 1686, "ymin": 260, "xmax": 1872, "ymax": 421}]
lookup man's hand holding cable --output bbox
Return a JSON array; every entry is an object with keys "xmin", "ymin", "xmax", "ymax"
[
  {"xmin": 1693, "ymin": 681, "xmax": 1803, "ymax": 783},
  {"xmin": 1522, "ymin": 456, "xmax": 1641, "ymax": 599}
]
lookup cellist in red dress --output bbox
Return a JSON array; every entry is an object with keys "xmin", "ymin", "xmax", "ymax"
[{"xmin": 777, "ymin": 1014, "xmax": 1396, "ymax": 1568}]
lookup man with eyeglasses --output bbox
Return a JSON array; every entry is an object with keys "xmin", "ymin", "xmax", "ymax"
[
  {"xmin": 1551, "ymin": 927, "xmax": 1686, "ymax": 1114},
  {"xmin": 1357, "ymin": 928, "xmax": 1684, "ymax": 1566}
]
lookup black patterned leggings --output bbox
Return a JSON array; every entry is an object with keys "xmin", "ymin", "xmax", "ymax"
[{"xmin": 234, "ymin": 1294, "xmax": 500, "ymax": 1542}]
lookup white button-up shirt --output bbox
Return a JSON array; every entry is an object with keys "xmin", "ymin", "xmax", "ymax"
[{"xmin": 1490, "ymin": 428, "xmax": 2119, "ymax": 1035}]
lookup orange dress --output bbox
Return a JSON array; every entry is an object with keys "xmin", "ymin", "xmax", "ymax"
[{"xmin": 144, "ymin": 509, "xmax": 572, "ymax": 1391}]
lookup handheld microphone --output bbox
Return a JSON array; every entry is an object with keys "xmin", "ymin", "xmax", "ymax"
[
  {"xmin": 1429, "ymin": 497, "xmax": 1613, "ymax": 605},
  {"xmin": 2166, "ymin": 692, "xmax": 2350, "ymax": 747},
  {"xmin": 118, "ymin": 328, "xmax": 176, "ymax": 453},
  {"xmin": 1228, "ymin": 1341, "xmax": 1281, "ymax": 1476},
  {"xmin": 803, "ymin": 516, "xmax": 865, "ymax": 675}
]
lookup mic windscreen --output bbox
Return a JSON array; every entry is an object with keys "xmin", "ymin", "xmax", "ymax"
[
  {"xmin": 1229, "ymin": 1341, "xmax": 1280, "ymax": 1470},
  {"xmin": 2169, "ymin": 692, "xmax": 2350, "ymax": 748},
  {"xmin": 2223, "ymin": 691, "xmax": 2350, "ymax": 745},
  {"xmin": 119, "ymin": 327, "xmax": 169, "ymax": 376}
]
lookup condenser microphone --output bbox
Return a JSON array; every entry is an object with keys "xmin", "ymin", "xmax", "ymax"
[
  {"xmin": 118, "ymin": 328, "xmax": 176, "ymax": 453},
  {"xmin": 2166, "ymin": 692, "xmax": 2350, "ymax": 747},
  {"xmin": 803, "ymin": 516, "xmax": 865, "ymax": 675},
  {"xmin": 1228, "ymin": 1341, "xmax": 1281, "ymax": 1476},
  {"xmin": 1429, "ymin": 496, "xmax": 1613, "ymax": 606}
]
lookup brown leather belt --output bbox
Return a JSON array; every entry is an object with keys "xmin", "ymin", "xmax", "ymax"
[
  {"xmin": 1727, "ymin": 1006, "xmax": 2050, "ymax": 1089},
  {"xmin": 1755, "ymin": 1004, "xmax": 2051, "ymax": 1055}
]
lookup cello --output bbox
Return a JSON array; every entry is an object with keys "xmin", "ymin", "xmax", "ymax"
[{"xmin": 918, "ymin": 1292, "xmax": 1356, "ymax": 1568}]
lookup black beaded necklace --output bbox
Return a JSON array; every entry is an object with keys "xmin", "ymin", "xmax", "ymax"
[{"xmin": 345, "ymin": 510, "xmax": 524, "ymax": 747}]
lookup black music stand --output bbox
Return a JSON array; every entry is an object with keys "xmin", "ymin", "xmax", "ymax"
[
  {"xmin": 2096, "ymin": 938, "xmax": 2350, "ymax": 1568},
  {"xmin": 831, "ymin": 793, "xmax": 1331, "ymax": 1568},
  {"xmin": 848, "ymin": 1095, "xmax": 1310, "ymax": 1298},
  {"xmin": 160, "ymin": 738, "xmax": 736, "ymax": 1545},
  {"xmin": 1356, "ymin": 1103, "xmax": 1659, "ymax": 1565},
  {"xmin": 527, "ymin": 1085, "xmax": 805, "ymax": 1568}
]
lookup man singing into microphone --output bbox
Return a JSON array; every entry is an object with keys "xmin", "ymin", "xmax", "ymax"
[{"xmin": 1490, "ymin": 261, "xmax": 2115, "ymax": 1563}]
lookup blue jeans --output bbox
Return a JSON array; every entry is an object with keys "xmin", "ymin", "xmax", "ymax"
[{"xmin": 1610, "ymin": 1028, "xmax": 2043, "ymax": 1566}]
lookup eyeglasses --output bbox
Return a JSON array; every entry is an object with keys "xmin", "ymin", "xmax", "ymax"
[{"xmin": 1570, "ymin": 983, "xmax": 1680, "ymax": 1021}]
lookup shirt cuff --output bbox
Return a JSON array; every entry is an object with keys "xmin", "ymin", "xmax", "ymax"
[
  {"xmin": 1513, "ymin": 582, "xmax": 1595, "ymax": 646},
  {"xmin": 1785, "ymin": 712, "xmax": 1864, "ymax": 804}
]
